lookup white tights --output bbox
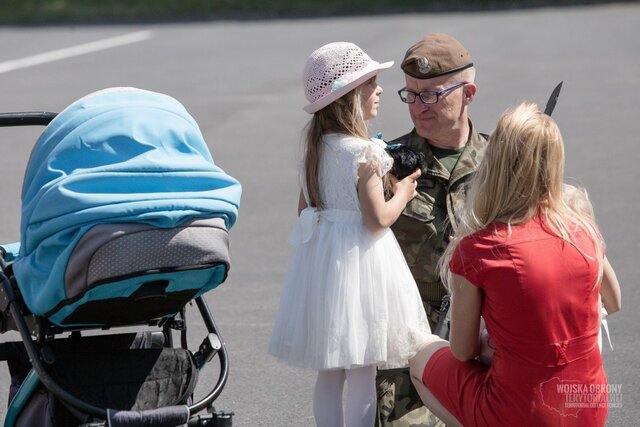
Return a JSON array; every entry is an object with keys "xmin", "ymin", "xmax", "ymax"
[{"xmin": 313, "ymin": 365, "xmax": 376, "ymax": 427}]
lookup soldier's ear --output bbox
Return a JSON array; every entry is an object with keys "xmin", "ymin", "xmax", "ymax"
[{"xmin": 463, "ymin": 83, "xmax": 477, "ymax": 104}]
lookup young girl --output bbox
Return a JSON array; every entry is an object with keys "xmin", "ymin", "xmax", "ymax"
[
  {"xmin": 562, "ymin": 183, "xmax": 621, "ymax": 352},
  {"xmin": 268, "ymin": 42, "xmax": 431, "ymax": 427}
]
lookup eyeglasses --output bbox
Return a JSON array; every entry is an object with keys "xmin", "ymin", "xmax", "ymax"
[{"xmin": 398, "ymin": 82, "xmax": 468, "ymax": 104}]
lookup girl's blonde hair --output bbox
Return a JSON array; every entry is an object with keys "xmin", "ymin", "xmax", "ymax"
[
  {"xmin": 303, "ymin": 87, "xmax": 368, "ymax": 209},
  {"xmin": 562, "ymin": 183, "xmax": 595, "ymax": 220},
  {"xmin": 440, "ymin": 101, "xmax": 604, "ymax": 287}
]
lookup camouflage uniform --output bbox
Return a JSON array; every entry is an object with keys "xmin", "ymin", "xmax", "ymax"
[
  {"xmin": 377, "ymin": 367, "xmax": 446, "ymax": 427},
  {"xmin": 376, "ymin": 120, "xmax": 488, "ymax": 427}
]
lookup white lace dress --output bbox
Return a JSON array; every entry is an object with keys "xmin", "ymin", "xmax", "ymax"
[{"xmin": 269, "ymin": 133, "xmax": 431, "ymax": 370}]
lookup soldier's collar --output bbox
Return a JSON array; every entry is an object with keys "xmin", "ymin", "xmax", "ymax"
[{"xmin": 410, "ymin": 120, "xmax": 474, "ymax": 151}]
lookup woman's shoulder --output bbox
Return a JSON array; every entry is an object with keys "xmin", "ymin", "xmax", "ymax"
[
  {"xmin": 460, "ymin": 224, "xmax": 504, "ymax": 245},
  {"xmin": 460, "ymin": 218, "xmax": 556, "ymax": 250},
  {"xmin": 457, "ymin": 222, "xmax": 521, "ymax": 254}
]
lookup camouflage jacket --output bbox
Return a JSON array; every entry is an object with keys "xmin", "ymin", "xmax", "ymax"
[{"xmin": 389, "ymin": 120, "xmax": 488, "ymax": 306}]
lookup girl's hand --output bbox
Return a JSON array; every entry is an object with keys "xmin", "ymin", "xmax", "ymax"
[
  {"xmin": 358, "ymin": 165, "xmax": 419, "ymax": 234},
  {"xmin": 393, "ymin": 169, "xmax": 421, "ymax": 203}
]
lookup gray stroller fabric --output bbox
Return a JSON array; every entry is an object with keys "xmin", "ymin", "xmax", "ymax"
[
  {"xmin": 14, "ymin": 388, "xmax": 56, "ymax": 427},
  {"xmin": 65, "ymin": 217, "xmax": 230, "ymax": 299},
  {"xmin": 49, "ymin": 347, "xmax": 198, "ymax": 411},
  {"xmin": 107, "ymin": 405, "xmax": 189, "ymax": 427}
]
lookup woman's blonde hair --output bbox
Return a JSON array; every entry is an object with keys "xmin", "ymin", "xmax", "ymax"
[
  {"xmin": 303, "ymin": 87, "xmax": 368, "ymax": 209},
  {"xmin": 440, "ymin": 101, "xmax": 604, "ymax": 287}
]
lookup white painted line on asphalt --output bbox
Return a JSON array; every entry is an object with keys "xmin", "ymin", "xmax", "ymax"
[{"xmin": 0, "ymin": 30, "xmax": 153, "ymax": 75}]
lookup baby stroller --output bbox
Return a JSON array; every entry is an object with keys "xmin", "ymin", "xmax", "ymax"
[{"xmin": 0, "ymin": 87, "xmax": 242, "ymax": 426}]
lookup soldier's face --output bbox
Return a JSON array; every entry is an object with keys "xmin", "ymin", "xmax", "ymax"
[{"xmin": 405, "ymin": 74, "xmax": 466, "ymax": 141}]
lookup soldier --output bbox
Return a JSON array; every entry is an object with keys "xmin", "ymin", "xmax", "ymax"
[{"xmin": 376, "ymin": 33, "xmax": 489, "ymax": 427}]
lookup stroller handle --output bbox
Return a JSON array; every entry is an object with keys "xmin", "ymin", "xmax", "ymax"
[{"xmin": 0, "ymin": 112, "xmax": 56, "ymax": 127}]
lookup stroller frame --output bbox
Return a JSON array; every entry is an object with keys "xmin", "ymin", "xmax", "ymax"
[{"xmin": 0, "ymin": 112, "xmax": 233, "ymax": 427}]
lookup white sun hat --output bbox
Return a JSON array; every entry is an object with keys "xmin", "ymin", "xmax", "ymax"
[{"xmin": 302, "ymin": 42, "xmax": 394, "ymax": 114}]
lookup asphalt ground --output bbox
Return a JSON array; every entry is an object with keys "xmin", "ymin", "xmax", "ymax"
[{"xmin": 0, "ymin": 3, "xmax": 638, "ymax": 425}]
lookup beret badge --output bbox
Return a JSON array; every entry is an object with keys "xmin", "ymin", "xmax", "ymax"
[{"xmin": 417, "ymin": 57, "xmax": 431, "ymax": 75}]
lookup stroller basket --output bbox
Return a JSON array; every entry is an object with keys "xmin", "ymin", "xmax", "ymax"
[{"xmin": 0, "ymin": 88, "xmax": 242, "ymax": 426}]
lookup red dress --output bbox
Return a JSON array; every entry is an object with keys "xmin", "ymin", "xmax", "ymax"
[{"xmin": 423, "ymin": 217, "xmax": 608, "ymax": 426}]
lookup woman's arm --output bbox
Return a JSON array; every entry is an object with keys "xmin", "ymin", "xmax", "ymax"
[
  {"xmin": 297, "ymin": 189, "xmax": 308, "ymax": 216},
  {"xmin": 600, "ymin": 256, "xmax": 621, "ymax": 314},
  {"xmin": 357, "ymin": 162, "xmax": 419, "ymax": 233},
  {"xmin": 449, "ymin": 273, "xmax": 483, "ymax": 361}
]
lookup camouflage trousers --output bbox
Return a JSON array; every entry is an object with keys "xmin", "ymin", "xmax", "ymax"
[
  {"xmin": 376, "ymin": 367, "xmax": 446, "ymax": 427},
  {"xmin": 375, "ymin": 303, "xmax": 447, "ymax": 427}
]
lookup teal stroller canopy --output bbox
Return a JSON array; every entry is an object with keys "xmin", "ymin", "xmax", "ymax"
[{"xmin": 12, "ymin": 87, "xmax": 242, "ymax": 320}]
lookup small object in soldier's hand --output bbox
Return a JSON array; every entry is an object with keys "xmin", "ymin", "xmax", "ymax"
[{"xmin": 385, "ymin": 143, "xmax": 427, "ymax": 180}]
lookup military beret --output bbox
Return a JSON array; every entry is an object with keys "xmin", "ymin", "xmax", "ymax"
[{"xmin": 401, "ymin": 33, "xmax": 473, "ymax": 79}]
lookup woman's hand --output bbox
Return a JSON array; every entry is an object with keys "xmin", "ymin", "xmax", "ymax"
[{"xmin": 478, "ymin": 329, "xmax": 495, "ymax": 366}]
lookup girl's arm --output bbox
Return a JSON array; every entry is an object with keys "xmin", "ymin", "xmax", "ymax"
[
  {"xmin": 297, "ymin": 189, "xmax": 308, "ymax": 216},
  {"xmin": 600, "ymin": 256, "xmax": 621, "ymax": 314},
  {"xmin": 449, "ymin": 273, "xmax": 483, "ymax": 361},
  {"xmin": 357, "ymin": 162, "xmax": 419, "ymax": 234}
]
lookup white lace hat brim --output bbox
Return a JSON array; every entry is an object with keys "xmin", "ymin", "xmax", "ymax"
[{"xmin": 303, "ymin": 60, "xmax": 394, "ymax": 114}]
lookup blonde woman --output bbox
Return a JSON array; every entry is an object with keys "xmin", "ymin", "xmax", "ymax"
[
  {"xmin": 408, "ymin": 102, "xmax": 621, "ymax": 426},
  {"xmin": 269, "ymin": 42, "xmax": 430, "ymax": 427}
]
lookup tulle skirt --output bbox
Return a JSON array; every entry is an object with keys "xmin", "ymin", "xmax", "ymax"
[{"xmin": 269, "ymin": 210, "xmax": 431, "ymax": 370}]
